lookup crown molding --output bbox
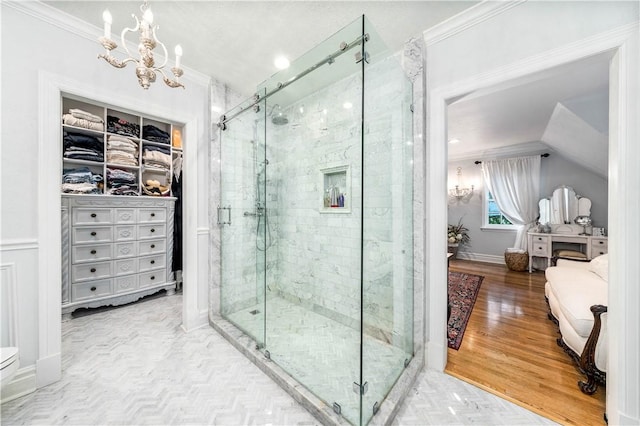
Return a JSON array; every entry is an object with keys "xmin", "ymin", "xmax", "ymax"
[
  {"xmin": 423, "ymin": 0, "xmax": 526, "ymax": 46},
  {"xmin": 449, "ymin": 141, "xmax": 550, "ymax": 163},
  {"xmin": 4, "ymin": 1, "xmax": 211, "ymax": 88}
]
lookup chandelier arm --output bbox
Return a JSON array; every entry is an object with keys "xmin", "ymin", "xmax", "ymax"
[
  {"xmin": 151, "ymin": 27, "xmax": 169, "ymax": 69},
  {"xmin": 156, "ymin": 68, "xmax": 185, "ymax": 89},
  {"xmin": 98, "ymin": 54, "xmax": 137, "ymax": 69},
  {"xmin": 119, "ymin": 17, "xmax": 141, "ymax": 62}
]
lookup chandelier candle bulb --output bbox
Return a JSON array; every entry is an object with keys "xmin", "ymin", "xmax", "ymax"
[{"xmin": 102, "ymin": 10, "xmax": 112, "ymax": 39}]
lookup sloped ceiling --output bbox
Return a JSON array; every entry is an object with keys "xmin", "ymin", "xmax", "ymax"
[
  {"xmin": 448, "ymin": 51, "xmax": 612, "ymax": 173},
  {"xmin": 541, "ymin": 102, "xmax": 608, "ymax": 177}
]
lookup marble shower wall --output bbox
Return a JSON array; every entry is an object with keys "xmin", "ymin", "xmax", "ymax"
[
  {"xmin": 210, "ymin": 36, "xmax": 426, "ymax": 358},
  {"xmin": 264, "ymin": 54, "xmax": 414, "ymax": 347}
]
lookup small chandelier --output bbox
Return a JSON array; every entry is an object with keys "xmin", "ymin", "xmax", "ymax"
[
  {"xmin": 449, "ymin": 166, "xmax": 474, "ymax": 201},
  {"xmin": 98, "ymin": 1, "xmax": 184, "ymax": 89}
]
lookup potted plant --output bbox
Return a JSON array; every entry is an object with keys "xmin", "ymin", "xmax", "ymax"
[{"xmin": 448, "ymin": 219, "xmax": 470, "ymax": 259}]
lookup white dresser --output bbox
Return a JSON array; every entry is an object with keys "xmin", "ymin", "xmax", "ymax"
[
  {"xmin": 527, "ymin": 232, "xmax": 608, "ymax": 273},
  {"xmin": 62, "ymin": 195, "xmax": 176, "ymax": 315}
]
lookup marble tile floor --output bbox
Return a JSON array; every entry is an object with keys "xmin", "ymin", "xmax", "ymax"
[
  {"xmin": 226, "ymin": 297, "xmax": 408, "ymax": 425},
  {"xmin": 1, "ymin": 293, "xmax": 556, "ymax": 425}
]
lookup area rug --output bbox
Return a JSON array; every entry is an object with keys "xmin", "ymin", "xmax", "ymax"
[{"xmin": 448, "ymin": 271, "xmax": 484, "ymax": 350}]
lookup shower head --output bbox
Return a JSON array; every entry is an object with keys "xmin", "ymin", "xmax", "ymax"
[{"xmin": 269, "ymin": 104, "xmax": 289, "ymax": 126}]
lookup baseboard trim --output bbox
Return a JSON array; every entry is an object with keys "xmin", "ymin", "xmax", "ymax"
[
  {"xmin": 457, "ymin": 252, "xmax": 506, "ymax": 264},
  {"xmin": 36, "ymin": 352, "xmax": 61, "ymax": 388},
  {"xmin": 1, "ymin": 365, "xmax": 37, "ymax": 404}
]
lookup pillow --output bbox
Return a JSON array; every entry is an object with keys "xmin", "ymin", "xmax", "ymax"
[{"xmin": 589, "ymin": 254, "xmax": 609, "ymax": 282}]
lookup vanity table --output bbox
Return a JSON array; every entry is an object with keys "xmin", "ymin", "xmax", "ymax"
[
  {"xmin": 527, "ymin": 232, "xmax": 608, "ymax": 272},
  {"xmin": 528, "ymin": 185, "xmax": 607, "ymax": 272}
]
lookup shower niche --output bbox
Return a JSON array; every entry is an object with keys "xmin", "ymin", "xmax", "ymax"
[
  {"xmin": 214, "ymin": 15, "xmax": 418, "ymax": 426},
  {"xmin": 321, "ymin": 165, "xmax": 350, "ymax": 213}
]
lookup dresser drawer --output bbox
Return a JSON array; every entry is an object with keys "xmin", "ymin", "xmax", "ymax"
[
  {"xmin": 114, "ymin": 258, "xmax": 138, "ymax": 276},
  {"xmin": 137, "ymin": 239, "xmax": 166, "ymax": 256},
  {"xmin": 114, "ymin": 274, "xmax": 138, "ymax": 294},
  {"xmin": 139, "ymin": 270, "xmax": 165, "ymax": 288},
  {"xmin": 114, "ymin": 225, "xmax": 136, "ymax": 241},
  {"xmin": 71, "ymin": 279, "xmax": 112, "ymax": 301},
  {"xmin": 138, "ymin": 254, "xmax": 165, "ymax": 272},
  {"xmin": 72, "ymin": 208, "xmax": 113, "ymax": 226},
  {"xmin": 73, "ymin": 226, "xmax": 113, "ymax": 244},
  {"xmin": 590, "ymin": 239, "xmax": 608, "ymax": 258},
  {"xmin": 138, "ymin": 208, "xmax": 166, "ymax": 223},
  {"xmin": 115, "ymin": 209, "xmax": 136, "ymax": 224},
  {"xmin": 114, "ymin": 242, "xmax": 136, "ymax": 259},
  {"xmin": 72, "ymin": 261, "xmax": 112, "ymax": 282},
  {"xmin": 138, "ymin": 224, "xmax": 166, "ymax": 240},
  {"xmin": 72, "ymin": 244, "xmax": 112, "ymax": 264}
]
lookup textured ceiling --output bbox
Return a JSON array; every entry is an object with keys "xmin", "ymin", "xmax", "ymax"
[{"xmin": 44, "ymin": 0, "xmax": 478, "ymax": 96}]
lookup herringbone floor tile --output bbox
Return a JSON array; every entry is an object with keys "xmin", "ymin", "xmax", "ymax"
[{"xmin": 1, "ymin": 293, "xmax": 555, "ymax": 425}]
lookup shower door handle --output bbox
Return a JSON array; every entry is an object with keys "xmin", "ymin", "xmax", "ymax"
[{"xmin": 217, "ymin": 205, "xmax": 232, "ymax": 226}]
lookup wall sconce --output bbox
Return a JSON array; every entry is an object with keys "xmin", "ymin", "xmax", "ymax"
[{"xmin": 449, "ymin": 166, "xmax": 474, "ymax": 201}]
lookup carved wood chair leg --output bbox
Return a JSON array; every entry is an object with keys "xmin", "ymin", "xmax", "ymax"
[{"xmin": 579, "ymin": 373, "xmax": 598, "ymax": 395}]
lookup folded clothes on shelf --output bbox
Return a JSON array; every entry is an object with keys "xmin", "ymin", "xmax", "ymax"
[
  {"xmin": 107, "ymin": 135, "xmax": 138, "ymax": 166},
  {"xmin": 143, "ymin": 147, "xmax": 171, "ymax": 170},
  {"xmin": 62, "ymin": 108, "xmax": 105, "ymax": 132},
  {"xmin": 107, "ymin": 115, "xmax": 140, "ymax": 138},
  {"xmin": 63, "ymin": 131, "xmax": 104, "ymax": 162},
  {"xmin": 106, "ymin": 167, "xmax": 138, "ymax": 196},
  {"xmin": 142, "ymin": 124, "xmax": 170, "ymax": 144},
  {"xmin": 61, "ymin": 166, "xmax": 103, "ymax": 194}
]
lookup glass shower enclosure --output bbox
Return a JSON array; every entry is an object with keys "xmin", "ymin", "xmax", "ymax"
[{"xmin": 216, "ymin": 16, "xmax": 414, "ymax": 426}]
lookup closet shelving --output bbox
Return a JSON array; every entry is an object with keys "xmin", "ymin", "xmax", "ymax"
[
  {"xmin": 60, "ymin": 95, "xmax": 184, "ymax": 316},
  {"xmin": 61, "ymin": 96, "xmax": 183, "ymax": 197}
]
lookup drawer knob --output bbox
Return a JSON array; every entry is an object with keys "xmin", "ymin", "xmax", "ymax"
[
  {"xmin": 91, "ymin": 286, "xmax": 97, "ymax": 291},
  {"xmin": 599, "ymin": 241, "xmax": 604, "ymax": 245},
  {"xmin": 537, "ymin": 237, "xmax": 542, "ymax": 241},
  {"xmin": 90, "ymin": 268, "xmax": 96, "ymax": 273},
  {"xmin": 91, "ymin": 213, "xmax": 97, "ymax": 218},
  {"xmin": 91, "ymin": 231, "xmax": 97, "ymax": 236},
  {"xmin": 150, "ymin": 260, "xmax": 155, "ymax": 264},
  {"xmin": 150, "ymin": 228, "xmax": 155, "ymax": 233},
  {"xmin": 151, "ymin": 213, "xmax": 155, "ymax": 217},
  {"xmin": 90, "ymin": 250, "xmax": 97, "ymax": 255},
  {"xmin": 151, "ymin": 244, "xmax": 155, "ymax": 249},
  {"xmin": 150, "ymin": 276, "xmax": 155, "ymax": 280}
]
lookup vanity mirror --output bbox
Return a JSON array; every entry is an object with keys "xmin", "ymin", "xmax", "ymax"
[{"xmin": 538, "ymin": 185, "xmax": 591, "ymax": 227}]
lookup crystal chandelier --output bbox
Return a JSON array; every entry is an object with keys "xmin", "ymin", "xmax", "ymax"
[
  {"xmin": 449, "ymin": 166, "xmax": 474, "ymax": 201},
  {"xmin": 98, "ymin": 1, "xmax": 184, "ymax": 89}
]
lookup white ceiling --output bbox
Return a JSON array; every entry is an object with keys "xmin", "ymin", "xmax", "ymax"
[
  {"xmin": 447, "ymin": 51, "xmax": 612, "ymax": 168},
  {"xmin": 44, "ymin": 0, "xmax": 478, "ymax": 96},
  {"xmin": 43, "ymin": 1, "xmax": 612, "ymax": 167}
]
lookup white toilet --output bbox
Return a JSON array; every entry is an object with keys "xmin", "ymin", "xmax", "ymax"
[{"xmin": 1, "ymin": 347, "xmax": 19, "ymax": 390}]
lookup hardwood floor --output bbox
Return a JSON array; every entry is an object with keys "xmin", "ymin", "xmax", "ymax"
[{"xmin": 445, "ymin": 259, "xmax": 606, "ymax": 426}]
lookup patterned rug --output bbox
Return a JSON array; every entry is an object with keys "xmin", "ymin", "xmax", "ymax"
[{"xmin": 448, "ymin": 271, "xmax": 484, "ymax": 350}]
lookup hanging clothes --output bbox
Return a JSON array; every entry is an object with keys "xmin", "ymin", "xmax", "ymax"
[{"xmin": 171, "ymin": 154, "xmax": 183, "ymax": 272}]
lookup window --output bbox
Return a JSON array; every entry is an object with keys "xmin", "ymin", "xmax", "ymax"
[{"xmin": 483, "ymin": 190, "xmax": 518, "ymax": 229}]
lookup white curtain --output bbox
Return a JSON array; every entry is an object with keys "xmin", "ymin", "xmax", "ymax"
[{"xmin": 482, "ymin": 155, "xmax": 541, "ymax": 250}]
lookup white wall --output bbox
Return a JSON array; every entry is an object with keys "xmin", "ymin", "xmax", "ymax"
[
  {"xmin": 425, "ymin": 1, "xmax": 639, "ymax": 424},
  {"xmin": 0, "ymin": 2, "xmax": 211, "ymax": 398}
]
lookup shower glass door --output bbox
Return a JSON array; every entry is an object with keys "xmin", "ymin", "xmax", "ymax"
[
  {"xmin": 219, "ymin": 92, "xmax": 267, "ymax": 349},
  {"xmin": 259, "ymin": 17, "xmax": 365, "ymax": 426},
  {"xmin": 361, "ymin": 16, "xmax": 414, "ymax": 425}
]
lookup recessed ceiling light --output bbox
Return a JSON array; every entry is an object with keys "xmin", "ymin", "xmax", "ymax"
[
  {"xmin": 274, "ymin": 56, "xmax": 290, "ymax": 70},
  {"xmin": 448, "ymin": 138, "xmax": 460, "ymax": 144},
  {"xmin": 343, "ymin": 101, "xmax": 353, "ymax": 109}
]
